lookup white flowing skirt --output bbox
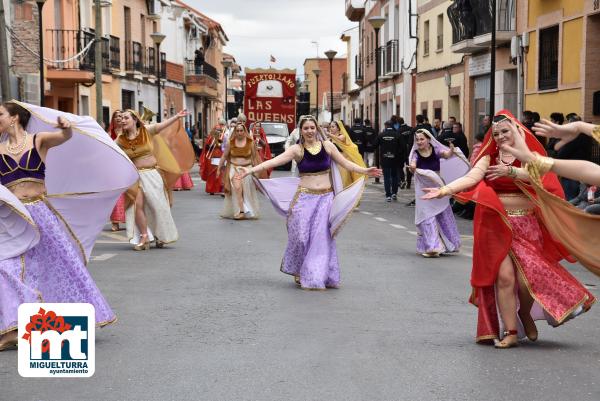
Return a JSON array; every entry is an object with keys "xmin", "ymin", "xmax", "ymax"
[
  {"xmin": 126, "ymin": 168, "xmax": 178, "ymax": 244},
  {"xmin": 221, "ymin": 165, "xmax": 260, "ymax": 219}
]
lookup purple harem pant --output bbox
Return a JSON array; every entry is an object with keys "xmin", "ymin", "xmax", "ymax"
[
  {"xmin": 281, "ymin": 189, "xmax": 340, "ymax": 289},
  {"xmin": 0, "ymin": 199, "xmax": 116, "ymax": 334},
  {"xmin": 416, "ymin": 205, "xmax": 461, "ymax": 254}
]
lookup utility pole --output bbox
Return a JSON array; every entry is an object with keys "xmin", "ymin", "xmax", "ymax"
[
  {"xmin": 0, "ymin": 1, "xmax": 11, "ymax": 101},
  {"xmin": 95, "ymin": 0, "xmax": 103, "ymax": 123}
]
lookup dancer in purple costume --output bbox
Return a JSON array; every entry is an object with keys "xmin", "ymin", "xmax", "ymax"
[
  {"xmin": 0, "ymin": 101, "xmax": 138, "ymax": 350},
  {"xmin": 237, "ymin": 115, "xmax": 381, "ymax": 290},
  {"xmin": 409, "ymin": 129, "xmax": 470, "ymax": 257}
]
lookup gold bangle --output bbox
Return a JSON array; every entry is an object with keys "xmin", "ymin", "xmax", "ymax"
[
  {"xmin": 592, "ymin": 125, "xmax": 600, "ymax": 144},
  {"xmin": 525, "ymin": 152, "xmax": 554, "ymax": 183},
  {"xmin": 439, "ymin": 186, "xmax": 451, "ymax": 197},
  {"xmin": 535, "ymin": 154, "xmax": 554, "ymax": 175}
]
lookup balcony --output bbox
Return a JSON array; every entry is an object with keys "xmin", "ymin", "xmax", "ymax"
[
  {"xmin": 46, "ymin": 29, "xmax": 113, "ymax": 83},
  {"xmin": 448, "ymin": 0, "xmax": 515, "ymax": 54},
  {"xmin": 345, "ymin": 0, "xmax": 365, "ymax": 22},
  {"xmin": 125, "ymin": 41, "xmax": 144, "ymax": 74},
  {"xmin": 184, "ymin": 60, "xmax": 219, "ymax": 98},
  {"xmin": 355, "ymin": 54, "xmax": 363, "ymax": 85},
  {"xmin": 145, "ymin": 47, "xmax": 156, "ymax": 76},
  {"xmin": 382, "ymin": 40, "xmax": 399, "ymax": 76}
]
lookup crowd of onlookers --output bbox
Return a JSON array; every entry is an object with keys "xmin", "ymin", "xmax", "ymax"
[{"xmin": 333, "ymin": 110, "xmax": 599, "ymax": 217}]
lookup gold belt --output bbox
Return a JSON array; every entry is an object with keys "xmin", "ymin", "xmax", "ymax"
[
  {"xmin": 138, "ymin": 166, "xmax": 157, "ymax": 172},
  {"xmin": 299, "ymin": 169, "xmax": 330, "ymax": 177},
  {"xmin": 19, "ymin": 194, "xmax": 46, "ymax": 205},
  {"xmin": 298, "ymin": 187, "xmax": 333, "ymax": 195},
  {"xmin": 506, "ymin": 208, "xmax": 534, "ymax": 216}
]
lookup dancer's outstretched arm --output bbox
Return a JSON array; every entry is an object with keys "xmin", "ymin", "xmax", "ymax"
[
  {"xmin": 146, "ymin": 109, "xmax": 189, "ymax": 134},
  {"xmin": 37, "ymin": 116, "xmax": 73, "ymax": 158},
  {"xmin": 238, "ymin": 145, "xmax": 302, "ymax": 178},
  {"xmin": 533, "ymin": 119, "xmax": 597, "ymax": 147},
  {"xmin": 323, "ymin": 141, "xmax": 382, "ymax": 177},
  {"xmin": 502, "ymin": 123, "xmax": 600, "ymax": 186}
]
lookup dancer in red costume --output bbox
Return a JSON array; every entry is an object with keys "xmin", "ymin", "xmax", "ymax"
[
  {"xmin": 251, "ymin": 121, "xmax": 272, "ymax": 178},
  {"xmin": 108, "ymin": 110, "xmax": 126, "ymax": 231},
  {"xmin": 423, "ymin": 110, "xmax": 595, "ymax": 348},
  {"xmin": 199, "ymin": 126, "xmax": 224, "ymax": 194}
]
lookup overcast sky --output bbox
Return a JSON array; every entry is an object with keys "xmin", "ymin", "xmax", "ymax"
[{"xmin": 188, "ymin": 0, "xmax": 356, "ymax": 79}]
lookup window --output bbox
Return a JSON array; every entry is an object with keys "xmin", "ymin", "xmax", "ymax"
[
  {"xmin": 539, "ymin": 25, "xmax": 559, "ymax": 90},
  {"xmin": 434, "ymin": 107, "xmax": 442, "ymax": 120},
  {"xmin": 122, "ymin": 90, "xmax": 134, "ymax": 111},
  {"xmin": 437, "ymin": 14, "xmax": 444, "ymax": 51},
  {"xmin": 424, "ymin": 20, "xmax": 430, "ymax": 56},
  {"xmin": 13, "ymin": 2, "xmax": 33, "ymax": 21}
]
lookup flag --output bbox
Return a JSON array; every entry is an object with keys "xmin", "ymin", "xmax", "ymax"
[{"xmin": 270, "ymin": 55, "xmax": 276, "ymax": 63}]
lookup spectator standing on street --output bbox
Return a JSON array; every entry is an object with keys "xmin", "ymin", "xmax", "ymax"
[
  {"xmin": 348, "ymin": 118, "xmax": 366, "ymax": 157},
  {"xmin": 546, "ymin": 112, "xmax": 564, "ymax": 157},
  {"xmin": 554, "ymin": 113, "xmax": 593, "ymax": 200},
  {"xmin": 396, "ymin": 117, "xmax": 413, "ymax": 189},
  {"xmin": 432, "ymin": 118, "xmax": 442, "ymax": 137},
  {"xmin": 377, "ymin": 120, "xmax": 402, "ymax": 201},
  {"xmin": 363, "ymin": 119, "xmax": 377, "ymax": 167},
  {"xmin": 438, "ymin": 122, "xmax": 470, "ymax": 159}
]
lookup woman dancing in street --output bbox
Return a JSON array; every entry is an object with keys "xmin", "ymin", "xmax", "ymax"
[
  {"xmin": 237, "ymin": 115, "xmax": 381, "ymax": 290},
  {"xmin": 327, "ymin": 120, "xmax": 366, "ymax": 188},
  {"xmin": 422, "ymin": 110, "xmax": 595, "ymax": 348},
  {"xmin": 0, "ymin": 101, "xmax": 138, "ymax": 350},
  {"xmin": 251, "ymin": 121, "xmax": 272, "ymax": 178},
  {"xmin": 409, "ymin": 129, "xmax": 469, "ymax": 257},
  {"xmin": 218, "ymin": 123, "xmax": 261, "ymax": 219},
  {"xmin": 200, "ymin": 125, "xmax": 224, "ymax": 195},
  {"xmin": 108, "ymin": 109, "xmax": 126, "ymax": 231},
  {"xmin": 116, "ymin": 109, "xmax": 188, "ymax": 250}
]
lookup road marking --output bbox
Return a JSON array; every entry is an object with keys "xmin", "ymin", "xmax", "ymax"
[
  {"xmin": 407, "ymin": 231, "xmax": 418, "ymax": 236},
  {"xmin": 390, "ymin": 224, "xmax": 407, "ymax": 229},
  {"xmin": 101, "ymin": 232, "xmax": 128, "ymax": 241},
  {"xmin": 91, "ymin": 253, "xmax": 117, "ymax": 261},
  {"xmin": 360, "ymin": 211, "xmax": 374, "ymax": 215},
  {"xmin": 374, "ymin": 217, "xmax": 387, "ymax": 222}
]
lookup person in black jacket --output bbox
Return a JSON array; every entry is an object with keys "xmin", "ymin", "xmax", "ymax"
[
  {"xmin": 363, "ymin": 119, "xmax": 377, "ymax": 167},
  {"xmin": 437, "ymin": 122, "xmax": 470, "ymax": 159},
  {"xmin": 348, "ymin": 118, "xmax": 366, "ymax": 156},
  {"xmin": 377, "ymin": 120, "xmax": 402, "ymax": 201}
]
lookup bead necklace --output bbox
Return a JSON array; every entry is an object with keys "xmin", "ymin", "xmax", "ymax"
[
  {"xmin": 498, "ymin": 150, "xmax": 515, "ymax": 166},
  {"xmin": 6, "ymin": 130, "xmax": 28, "ymax": 155}
]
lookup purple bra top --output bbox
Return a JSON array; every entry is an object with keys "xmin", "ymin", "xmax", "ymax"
[
  {"xmin": 0, "ymin": 135, "xmax": 46, "ymax": 187},
  {"xmin": 297, "ymin": 142, "xmax": 331, "ymax": 174},
  {"xmin": 416, "ymin": 148, "xmax": 440, "ymax": 172}
]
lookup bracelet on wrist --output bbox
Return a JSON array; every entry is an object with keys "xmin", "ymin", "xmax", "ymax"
[{"xmin": 592, "ymin": 125, "xmax": 600, "ymax": 144}]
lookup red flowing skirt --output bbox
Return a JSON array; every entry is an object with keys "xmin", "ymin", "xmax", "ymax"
[
  {"xmin": 472, "ymin": 214, "xmax": 595, "ymax": 343},
  {"xmin": 173, "ymin": 172, "xmax": 194, "ymax": 190},
  {"xmin": 110, "ymin": 194, "xmax": 126, "ymax": 223}
]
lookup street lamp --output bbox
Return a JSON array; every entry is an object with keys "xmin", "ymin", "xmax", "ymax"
[
  {"xmin": 489, "ymin": 0, "xmax": 497, "ymax": 116},
  {"xmin": 36, "ymin": 0, "xmax": 47, "ymax": 107},
  {"xmin": 325, "ymin": 50, "xmax": 337, "ymax": 122},
  {"xmin": 312, "ymin": 68, "xmax": 321, "ymax": 121},
  {"xmin": 150, "ymin": 32, "xmax": 166, "ymax": 122},
  {"xmin": 222, "ymin": 59, "xmax": 233, "ymax": 120},
  {"xmin": 369, "ymin": 16, "xmax": 385, "ymax": 183}
]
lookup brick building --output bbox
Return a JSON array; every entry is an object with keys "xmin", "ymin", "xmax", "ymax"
[{"xmin": 303, "ymin": 57, "xmax": 347, "ymax": 122}]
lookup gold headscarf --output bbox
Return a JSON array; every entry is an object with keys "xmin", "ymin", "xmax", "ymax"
[{"xmin": 329, "ymin": 120, "xmax": 366, "ymax": 188}]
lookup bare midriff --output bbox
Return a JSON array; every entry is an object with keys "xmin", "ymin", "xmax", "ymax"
[
  {"xmin": 9, "ymin": 181, "xmax": 46, "ymax": 200},
  {"xmin": 230, "ymin": 156, "xmax": 252, "ymax": 167},
  {"xmin": 498, "ymin": 193, "xmax": 533, "ymax": 211},
  {"xmin": 133, "ymin": 154, "xmax": 158, "ymax": 169},
  {"xmin": 298, "ymin": 171, "xmax": 332, "ymax": 191}
]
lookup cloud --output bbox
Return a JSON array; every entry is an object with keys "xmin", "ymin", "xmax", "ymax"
[{"xmin": 187, "ymin": 0, "xmax": 355, "ymax": 76}]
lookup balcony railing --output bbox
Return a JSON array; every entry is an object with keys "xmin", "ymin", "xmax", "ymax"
[
  {"xmin": 382, "ymin": 40, "xmax": 399, "ymax": 75},
  {"xmin": 146, "ymin": 47, "xmax": 155, "ymax": 76},
  {"xmin": 355, "ymin": 54, "xmax": 363, "ymax": 82},
  {"xmin": 46, "ymin": 29, "xmax": 111, "ymax": 73},
  {"xmin": 109, "ymin": 35, "xmax": 120, "ymax": 69},
  {"xmin": 184, "ymin": 59, "xmax": 219, "ymax": 80},
  {"xmin": 125, "ymin": 41, "xmax": 144, "ymax": 72},
  {"xmin": 448, "ymin": 0, "xmax": 515, "ymax": 45}
]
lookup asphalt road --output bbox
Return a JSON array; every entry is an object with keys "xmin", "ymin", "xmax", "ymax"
[{"xmin": 1, "ymin": 170, "xmax": 600, "ymax": 401}]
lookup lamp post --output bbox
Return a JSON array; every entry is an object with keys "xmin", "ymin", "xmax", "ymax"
[
  {"xmin": 150, "ymin": 32, "xmax": 166, "ymax": 122},
  {"xmin": 369, "ymin": 16, "xmax": 386, "ymax": 183},
  {"xmin": 222, "ymin": 59, "xmax": 232, "ymax": 120},
  {"xmin": 312, "ymin": 68, "xmax": 321, "ymax": 121},
  {"xmin": 325, "ymin": 50, "xmax": 337, "ymax": 122},
  {"xmin": 36, "ymin": 0, "xmax": 47, "ymax": 106},
  {"xmin": 489, "ymin": 0, "xmax": 497, "ymax": 116}
]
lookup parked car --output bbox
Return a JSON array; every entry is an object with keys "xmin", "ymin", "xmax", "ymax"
[{"xmin": 260, "ymin": 122, "xmax": 291, "ymax": 170}]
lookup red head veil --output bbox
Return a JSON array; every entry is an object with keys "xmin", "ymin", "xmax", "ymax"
[{"xmin": 455, "ymin": 109, "xmax": 571, "ymax": 288}]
